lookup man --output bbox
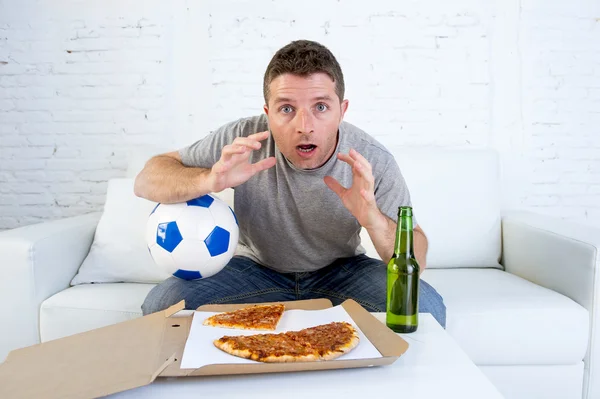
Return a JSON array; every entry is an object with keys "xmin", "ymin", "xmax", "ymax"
[{"xmin": 135, "ymin": 40, "xmax": 446, "ymax": 327}]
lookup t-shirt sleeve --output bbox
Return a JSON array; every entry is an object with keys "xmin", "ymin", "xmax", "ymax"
[
  {"xmin": 374, "ymin": 158, "xmax": 418, "ymax": 227},
  {"xmin": 178, "ymin": 116, "xmax": 265, "ymax": 168}
]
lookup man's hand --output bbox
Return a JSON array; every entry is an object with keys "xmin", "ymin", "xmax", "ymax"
[
  {"xmin": 209, "ymin": 131, "xmax": 276, "ymax": 192},
  {"xmin": 324, "ymin": 148, "xmax": 387, "ymax": 230}
]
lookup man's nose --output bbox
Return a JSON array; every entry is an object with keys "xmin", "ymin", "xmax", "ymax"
[{"xmin": 295, "ymin": 109, "xmax": 314, "ymax": 134}]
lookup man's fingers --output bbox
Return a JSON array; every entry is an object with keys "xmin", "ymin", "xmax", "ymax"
[
  {"xmin": 338, "ymin": 151, "xmax": 372, "ymax": 173},
  {"xmin": 230, "ymin": 131, "xmax": 270, "ymax": 150},
  {"xmin": 222, "ymin": 131, "xmax": 271, "ymax": 163},
  {"xmin": 248, "ymin": 130, "xmax": 271, "ymax": 142},
  {"xmin": 324, "ymin": 176, "xmax": 346, "ymax": 198},
  {"xmin": 232, "ymin": 137, "xmax": 263, "ymax": 150},
  {"xmin": 349, "ymin": 149, "xmax": 372, "ymax": 172},
  {"xmin": 221, "ymin": 145, "xmax": 250, "ymax": 163},
  {"xmin": 337, "ymin": 153, "xmax": 355, "ymax": 166},
  {"xmin": 251, "ymin": 157, "xmax": 276, "ymax": 174},
  {"xmin": 336, "ymin": 151, "xmax": 374, "ymax": 190},
  {"xmin": 222, "ymin": 145, "xmax": 248, "ymax": 156},
  {"xmin": 222, "ymin": 134, "xmax": 267, "ymax": 161},
  {"xmin": 353, "ymin": 161, "xmax": 374, "ymax": 186}
]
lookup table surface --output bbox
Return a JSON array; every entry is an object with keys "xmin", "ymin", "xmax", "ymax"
[{"xmin": 109, "ymin": 313, "xmax": 504, "ymax": 399}]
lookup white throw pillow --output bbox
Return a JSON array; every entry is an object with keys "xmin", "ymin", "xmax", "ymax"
[
  {"xmin": 392, "ymin": 148, "xmax": 502, "ymax": 269},
  {"xmin": 71, "ymin": 179, "xmax": 172, "ymax": 285}
]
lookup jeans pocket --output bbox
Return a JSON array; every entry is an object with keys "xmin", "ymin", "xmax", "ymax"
[
  {"xmin": 227, "ymin": 256, "xmax": 258, "ymax": 274},
  {"xmin": 340, "ymin": 255, "xmax": 385, "ymax": 274}
]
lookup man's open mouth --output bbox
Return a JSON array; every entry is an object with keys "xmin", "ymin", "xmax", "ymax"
[{"xmin": 297, "ymin": 144, "xmax": 317, "ymax": 153}]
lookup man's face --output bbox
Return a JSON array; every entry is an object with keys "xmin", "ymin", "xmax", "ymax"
[{"xmin": 264, "ymin": 73, "xmax": 349, "ymax": 170}]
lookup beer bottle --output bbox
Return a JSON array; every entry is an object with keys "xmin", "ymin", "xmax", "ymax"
[{"xmin": 386, "ymin": 206, "xmax": 419, "ymax": 333}]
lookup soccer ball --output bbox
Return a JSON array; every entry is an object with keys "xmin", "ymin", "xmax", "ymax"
[{"xmin": 145, "ymin": 194, "xmax": 239, "ymax": 280}]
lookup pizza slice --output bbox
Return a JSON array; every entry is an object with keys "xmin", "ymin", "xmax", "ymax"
[
  {"xmin": 294, "ymin": 322, "xmax": 360, "ymax": 360},
  {"xmin": 214, "ymin": 322, "xmax": 360, "ymax": 363},
  {"xmin": 203, "ymin": 303, "xmax": 285, "ymax": 331},
  {"xmin": 214, "ymin": 332, "xmax": 320, "ymax": 363}
]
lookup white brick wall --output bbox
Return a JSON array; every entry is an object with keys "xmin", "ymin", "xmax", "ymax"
[
  {"xmin": 0, "ymin": 0, "xmax": 170, "ymax": 229},
  {"xmin": 205, "ymin": 0, "xmax": 493, "ymax": 148},
  {"xmin": 1, "ymin": 0, "xmax": 599, "ymax": 230},
  {"xmin": 519, "ymin": 0, "xmax": 600, "ymax": 223}
]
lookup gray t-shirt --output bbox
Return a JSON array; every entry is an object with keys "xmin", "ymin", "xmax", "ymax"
[{"xmin": 179, "ymin": 114, "xmax": 414, "ymax": 273}]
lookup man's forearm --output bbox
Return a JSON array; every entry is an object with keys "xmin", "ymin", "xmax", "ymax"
[
  {"xmin": 366, "ymin": 215, "xmax": 396, "ymax": 263},
  {"xmin": 413, "ymin": 228, "xmax": 428, "ymax": 270},
  {"xmin": 367, "ymin": 214, "xmax": 428, "ymax": 270},
  {"xmin": 134, "ymin": 155, "xmax": 213, "ymax": 204}
]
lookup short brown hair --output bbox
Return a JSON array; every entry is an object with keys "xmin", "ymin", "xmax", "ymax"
[{"xmin": 263, "ymin": 40, "xmax": 345, "ymax": 104}]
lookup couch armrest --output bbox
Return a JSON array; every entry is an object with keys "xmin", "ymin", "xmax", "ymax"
[
  {"xmin": 502, "ymin": 210, "xmax": 599, "ymax": 399},
  {"xmin": 502, "ymin": 210, "xmax": 599, "ymax": 309},
  {"xmin": 0, "ymin": 213, "xmax": 101, "ymax": 362}
]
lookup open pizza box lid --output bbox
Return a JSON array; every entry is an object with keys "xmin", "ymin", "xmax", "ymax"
[{"xmin": 0, "ymin": 298, "xmax": 409, "ymax": 398}]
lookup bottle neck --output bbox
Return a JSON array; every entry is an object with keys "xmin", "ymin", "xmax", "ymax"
[{"xmin": 394, "ymin": 210, "xmax": 415, "ymax": 258}]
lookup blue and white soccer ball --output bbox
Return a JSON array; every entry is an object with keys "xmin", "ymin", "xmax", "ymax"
[{"xmin": 145, "ymin": 194, "xmax": 239, "ymax": 280}]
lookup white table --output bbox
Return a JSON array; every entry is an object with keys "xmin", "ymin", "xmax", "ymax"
[{"xmin": 109, "ymin": 314, "xmax": 503, "ymax": 398}]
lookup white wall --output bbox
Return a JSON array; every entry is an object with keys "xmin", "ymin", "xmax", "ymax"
[{"xmin": 0, "ymin": 0, "xmax": 599, "ymax": 230}]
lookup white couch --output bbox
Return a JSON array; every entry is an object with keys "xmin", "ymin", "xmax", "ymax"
[{"xmin": 1, "ymin": 148, "xmax": 598, "ymax": 399}]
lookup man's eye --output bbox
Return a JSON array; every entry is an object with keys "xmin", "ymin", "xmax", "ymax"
[
  {"xmin": 316, "ymin": 103, "xmax": 328, "ymax": 112},
  {"xmin": 281, "ymin": 106, "xmax": 293, "ymax": 114}
]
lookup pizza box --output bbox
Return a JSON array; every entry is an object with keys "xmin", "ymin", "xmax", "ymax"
[{"xmin": 0, "ymin": 298, "xmax": 409, "ymax": 398}]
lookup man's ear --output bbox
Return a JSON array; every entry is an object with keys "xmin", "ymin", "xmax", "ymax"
[
  {"xmin": 340, "ymin": 99, "xmax": 349, "ymax": 120},
  {"xmin": 263, "ymin": 104, "xmax": 269, "ymax": 116}
]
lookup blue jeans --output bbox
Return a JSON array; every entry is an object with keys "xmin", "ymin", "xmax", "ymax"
[{"xmin": 142, "ymin": 255, "xmax": 447, "ymax": 328}]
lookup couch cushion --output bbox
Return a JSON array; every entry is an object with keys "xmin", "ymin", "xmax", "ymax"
[
  {"xmin": 422, "ymin": 268, "xmax": 589, "ymax": 365},
  {"xmin": 392, "ymin": 148, "xmax": 502, "ymax": 269},
  {"xmin": 71, "ymin": 179, "xmax": 171, "ymax": 285},
  {"xmin": 40, "ymin": 283, "xmax": 155, "ymax": 342}
]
